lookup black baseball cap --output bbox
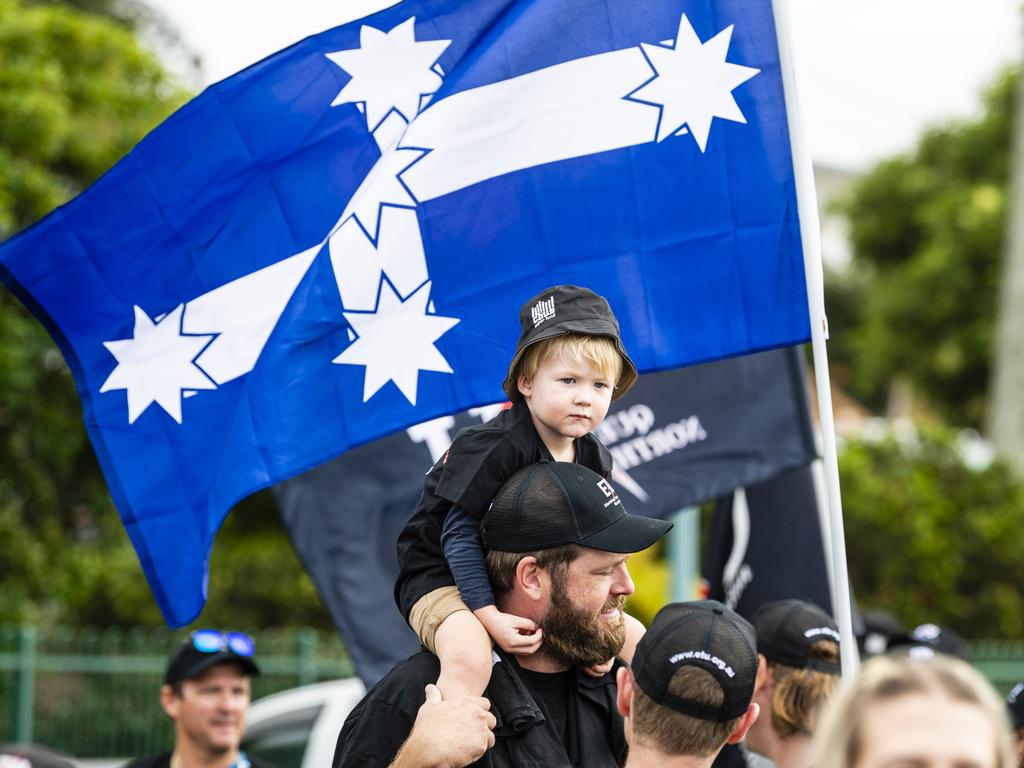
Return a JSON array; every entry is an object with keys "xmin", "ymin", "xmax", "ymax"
[
  {"xmin": 890, "ymin": 623, "xmax": 970, "ymax": 662},
  {"xmin": 752, "ymin": 599, "xmax": 842, "ymax": 675},
  {"xmin": 632, "ymin": 601, "xmax": 758, "ymax": 722},
  {"xmin": 164, "ymin": 633, "xmax": 260, "ymax": 686},
  {"xmin": 1007, "ymin": 682, "xmax": 1024, "ymax": 730},
  {"xmin": 482, "ymin": 461, "xmax": 672, "ymax": 553},
  {"xmin": 502, "ymin": 285, "xmax": 638, "ymax": 402}
]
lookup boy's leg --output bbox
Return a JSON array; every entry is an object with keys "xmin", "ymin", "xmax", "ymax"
[{"xmin": 409, "ymin": 586, "xmax": 493, "ymax": 700}]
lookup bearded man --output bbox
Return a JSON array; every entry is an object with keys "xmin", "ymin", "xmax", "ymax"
[{"xmin": 332, "ymin": 461, "xmax": 673, "ymax": 768}]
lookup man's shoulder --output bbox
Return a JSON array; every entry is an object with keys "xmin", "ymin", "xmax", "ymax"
[
  {"xmin": 334, "ymin": 652, "xmax": 440, "ymax": 767},
  {"xmin": 355, "ymin": 651, "xmax": 440, "ymax": 707},
  {"xmin": 121, "ymin": 754, "xmax": 170, "ymax": 768}
]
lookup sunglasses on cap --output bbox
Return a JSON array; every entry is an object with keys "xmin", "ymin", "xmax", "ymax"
[{"xmin": 190, "ymin": 629, "xmax": 255, "ymax": 657}]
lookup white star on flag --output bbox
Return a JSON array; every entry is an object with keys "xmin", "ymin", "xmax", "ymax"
[
  {"xmin": 340, "ymin": 146, "xmax": 424, "ymax": 238},
  {"xmin": 631, "ymin": 14, "xmax": 760, "ymax": 150},
  {"xmin": 326, "ymin": 17, "xmax": 452, "ymax": 130},
  {"xmin": 100, "ymin": 305, "xmax": 215, "ymax": 424},
  {"xmin": 334, "ymin": 281, "xmax": 459, "ymax": 405}
]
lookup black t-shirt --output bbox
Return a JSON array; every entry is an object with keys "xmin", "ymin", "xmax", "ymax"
[
  {"xmin": 517, "ymin": 667, "xmax": 580, "ymax": 765},
  {"xmin": 394, "ymin": 400, "xmax": 613, "ymax": 617}
]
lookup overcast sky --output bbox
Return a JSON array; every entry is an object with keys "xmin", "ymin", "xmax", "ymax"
[{"xmin": 144, "ymin": 0, "xmax": 1021, "ymax": 171}]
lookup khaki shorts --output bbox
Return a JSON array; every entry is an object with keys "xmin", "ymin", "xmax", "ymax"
[{"xmin": 408, "ymin": 585, "xmax": 470, "ymax": 653}]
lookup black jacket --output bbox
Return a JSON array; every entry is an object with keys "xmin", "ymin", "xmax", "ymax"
[{"xmin": 333, "ymin": 649, "xmax": 628, "ymax": 768}]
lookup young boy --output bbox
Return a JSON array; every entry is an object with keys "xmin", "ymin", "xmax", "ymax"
[{"xmin": 394, "ymin": 285, "xmax": 642, "ymax": 700}]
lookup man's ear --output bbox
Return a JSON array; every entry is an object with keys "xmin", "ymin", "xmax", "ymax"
[
  {"xmin": 753, "ymin": 654, "xmax": 770, "ymax": 698},
  {"xmin": 726, "ymin": 702, "xmax": 760, "ymax": 745},
  {"xmin": 616, "ymin": 666, "xmax": 634, "ymax": 718},
  {"xmin": 160, "ymin": 684, "xmax": 181, "ymax": 720},
  {"xmin": 517, "ymin": 373, "xmax": 533, "ymax": 399},
  {"xmin": 515, "ymin": 555, "xmax": 544, "ymax": 599}
]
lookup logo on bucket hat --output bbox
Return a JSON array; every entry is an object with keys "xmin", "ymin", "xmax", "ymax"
[{"xmin": 503, "ymin": 285, "xmax": 638, "ymax": 402}]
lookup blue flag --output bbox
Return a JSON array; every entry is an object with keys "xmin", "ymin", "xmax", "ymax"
[{"xmin": 0, "ymin": 0, "xmax": 809, "ymax": 625}]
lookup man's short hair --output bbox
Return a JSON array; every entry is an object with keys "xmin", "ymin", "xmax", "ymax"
[
  {"xmin": 484, "ymin": 544, "xmax": 582, "ymax": 595},
  {"xmin": 632, "ymin": 666, "xmax": 743, "ymax": 756},
  {"xmin": 629, "ymin": 602, "xmax": 757, "ymax": 757}
]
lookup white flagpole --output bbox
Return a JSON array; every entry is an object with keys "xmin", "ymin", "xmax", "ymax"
[{"xmin": 771, "ymin": 0, "xmax": 860, "ymax": 678}]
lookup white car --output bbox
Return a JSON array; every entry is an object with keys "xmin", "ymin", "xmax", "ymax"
[{"xmin": 242, "ymin": 678, "xmax": 366, "ymax": 768}]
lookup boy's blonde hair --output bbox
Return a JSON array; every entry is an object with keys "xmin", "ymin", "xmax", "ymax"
[{"xmin": 514, "ymin": 334, "xmax": 623, "ymax": 393}]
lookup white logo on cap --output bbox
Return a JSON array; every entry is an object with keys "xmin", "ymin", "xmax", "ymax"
[
  {"xmin": 595, "ymin": 478, "xmax": 621, "ymax": 507},
  {"xmin": 669, "ymin": 650, "xmax": 736, "ymax": 678},
  {"xmin": 531, "ymin": 296, "xmax": 556, "ymax": 327},
  {"xmin": 804, "ymin": 626, "xmax": 840, "ymax": 642}
]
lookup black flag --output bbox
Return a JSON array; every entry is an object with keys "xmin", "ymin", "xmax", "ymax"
[
  {"xmin": 702, "ymin": 463, "xmax": 833, "ymax": 617},
  {"xmin": 276, "ymin": 348, "xmax": 816, "ymax": 685}
]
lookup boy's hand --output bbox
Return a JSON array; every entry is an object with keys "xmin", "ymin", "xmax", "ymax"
[
  {"xmin": 474, "ymin": 605, "xmax": 543, "ymax": 655},
  {"xmin": 583, "ymin": 658, "xmax": 615, "ymax": 677}
]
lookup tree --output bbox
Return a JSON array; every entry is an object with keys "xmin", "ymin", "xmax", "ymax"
[
  {"xmin": 839, "ymin": 427, "xmax": 1024, "ymax": 639},
  {"xmin": 0, "ymin": 0, "xmax": 330, "ymax": 630},
  {"xmin": 830, "ymin": 68, "xmax": 1016, "ymax": 429}
]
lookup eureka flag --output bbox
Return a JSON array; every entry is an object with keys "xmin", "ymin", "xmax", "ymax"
[{"xmin": 0, "ymin": 0, "xmax": 810, "ymax": 625}]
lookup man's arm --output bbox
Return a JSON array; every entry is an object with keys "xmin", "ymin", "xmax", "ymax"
[{"xmin": 390, "ymin": 685, "xmax": 496, "ymax": 768}]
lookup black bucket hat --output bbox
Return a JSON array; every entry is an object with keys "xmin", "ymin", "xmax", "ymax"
[{"xmin": 502, "ymin": 285, "xmax": 638, "ymax": 402}]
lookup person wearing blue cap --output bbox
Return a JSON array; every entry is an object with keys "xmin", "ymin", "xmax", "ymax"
[{"xmin": 123, "ymin": 630, "xmax": 271, "ymax": 768}]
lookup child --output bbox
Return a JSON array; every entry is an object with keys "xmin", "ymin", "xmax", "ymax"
[{"xmin": 395, "ymin": 285, "xmax": 643, "ymax": 700}]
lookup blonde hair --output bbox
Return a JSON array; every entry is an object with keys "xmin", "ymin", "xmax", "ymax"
[
  {"xmin": 814, "ymin": 654, "xmax": 1015, "ymax": 768},
  {"xmin": 516, "ymin": 335, "xmax": 623, "ymax": 392},
  {"xmin": 768, "ymin": 639, "xmax": 841, "ymax": 737},
  {"xmin": 631, "ymin": 666, "xmax": 742, "ymax": 757}
]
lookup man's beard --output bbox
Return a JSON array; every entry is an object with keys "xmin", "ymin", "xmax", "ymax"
[{"xmin": 540, "ymin": 580, "xmax": 627, "ymax": 668}]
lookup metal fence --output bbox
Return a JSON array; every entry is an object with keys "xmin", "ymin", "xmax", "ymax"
[
  {"xmin": 0, "ymin": 624, "xmax": 353, "ymax": 758},
  {"xmin": 1, "ymin": 625, "xmax": 1023, "ymax": 758}
]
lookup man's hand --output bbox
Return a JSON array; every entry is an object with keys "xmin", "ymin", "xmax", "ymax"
[
  {"xmin": 474, "ymin": 605, "xmax": 543, "ymax": 655},
  {"xmin": 390, "ymin": 684, "xmax": 496, "ymax": 768}
]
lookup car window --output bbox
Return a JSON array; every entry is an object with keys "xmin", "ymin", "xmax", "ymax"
[{"xmin": 242, "ymin": 703, "xmax": 323, "ymax": 768}]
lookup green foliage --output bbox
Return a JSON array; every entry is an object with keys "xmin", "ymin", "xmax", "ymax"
[
  {"xmin": 840, "ymin": 427, "xmax": 1024, "ymax": 639},
  {"xmin": 0, "ymin": 0, "xmax": 329, "ymax": 631},
  {"xmin": 830, "ymin": 67, "xmax": 1016, "ymax": 427}
]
